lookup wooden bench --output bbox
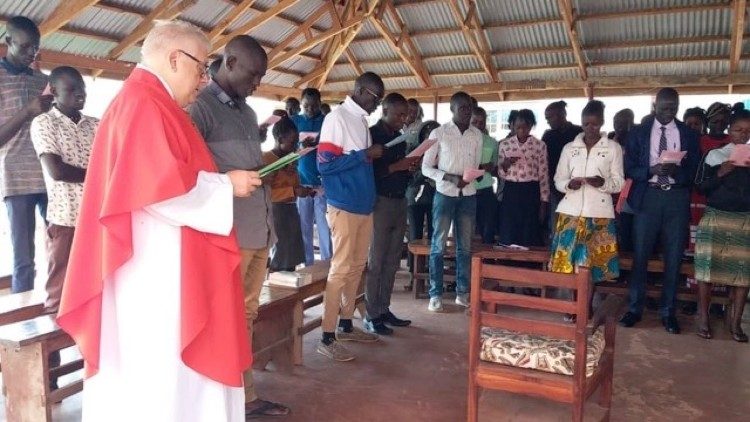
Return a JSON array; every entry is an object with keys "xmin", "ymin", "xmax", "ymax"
[
  {"xmin": 410, "ymin": 240, "xmax": 729, "ymax": 306},
  {"xmin": 265, "ymin": 261, "xmax": 366, "ymax": 366},
  {"xmin": 252, "ymin": 286, "xmax": 298, "ymax": 373},
  {"xmin": 0, "ymin": 315, "xmax": 82, "ymax": 422}
]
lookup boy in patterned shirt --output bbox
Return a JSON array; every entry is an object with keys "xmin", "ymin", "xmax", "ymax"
[{"xmin": 30, "ymin": 66, "xmax": 97, "ymax": 313}]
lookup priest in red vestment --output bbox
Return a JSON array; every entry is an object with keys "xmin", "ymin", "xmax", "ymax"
[{"xmin": 56, "ymin": 21, "xmax": 261, "ymax": 422}]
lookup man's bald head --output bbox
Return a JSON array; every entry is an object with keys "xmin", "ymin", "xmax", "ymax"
[
  {"xmin": 216, "ymin": 35, "xmax": 268, "ymax": 99},
  {"xmin": 351, "ymin": 71, "xmax": 384, "ymax": 115}
]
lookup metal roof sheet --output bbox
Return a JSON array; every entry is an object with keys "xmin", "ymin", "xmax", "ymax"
[
  {"xmin": 486, "ymin": 21, "xmax": 569, "ymax": 52},
  {"xmin": 394, "ymin": 1, "xmax": 457, "ymax": 33}
]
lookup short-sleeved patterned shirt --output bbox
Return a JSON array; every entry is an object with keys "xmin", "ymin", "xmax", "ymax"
[
  {"xmin": 0, "ymin": 62, "xmax": 48, "ymax": 198},
  {"xmin": 30, "ymin": 107, "xmax": 98, "ymax": 227},
  {"xmin": 497, "ymin": 135, "xmax": 550, "ymax": 202}
]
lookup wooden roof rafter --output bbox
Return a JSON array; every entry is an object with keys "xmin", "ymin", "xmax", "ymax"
[
  {"xmin": 445, "ymin": 0, "xmax": 499, "ymax": 88},
  {"xmin": 730, "ymin": 0, "xmax": 747, "ymax": 75},
  {"xmin": 268, "ymin": 5, "xmax": 376, "ymax": 72},
  {"xmin": 38, "ymin": 0, "xmax": 102, "ymax": 37},
  {"xmin": 91, "ymin": 0, "xmax": 198, "ymax": 78},
  {"xmin": 369, "ymin": 0, "xmax": 431, "ymax": 88},
  {"xmin": 557, "ymin": 0, "xmax": 588, "ymax": 96},
  {"xmin": 310, "ymin": 0, "xmax": 381, "ymax": 89},
  {"xmin": 207, "ymin": 0, "xmax": 258, "ymax": 42},
  {"xmin": 266, "ymin": 2, "xmax": 333, "ymax": 72},
  {"xmin": 212, "ymin": 0, "xmax": 303, "ymax": 54}
]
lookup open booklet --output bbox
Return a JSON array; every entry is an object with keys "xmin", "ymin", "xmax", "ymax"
[
  {"xmin": 659, "ymin": 150, "xmax": 686, "ymax": 164},
  {"xmin": 258, "ymin": 147, "xmax": 315, "ymax": 177},
  {"xmin": 406, "ymin": 138, "xmax": 437, "ymax": 158}
]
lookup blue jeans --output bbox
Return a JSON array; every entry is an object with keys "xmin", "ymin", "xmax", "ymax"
[
  {"xmin": 428, "ymin": 192, "xmax": 476, "ymax": 298},
  {"xmin": 297, "ymin": 191, "xmax": 332, "ymax": 265},
  {"xmin": 629, "ymin": 187, "xmax": 690, "ymax": 317},
  {"xmin": 4, "ymin": 193, "xmax": 47, "ymax": 293}
]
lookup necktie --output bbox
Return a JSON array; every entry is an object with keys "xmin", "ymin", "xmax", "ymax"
[{"xmin": 658, "ymin": 126, "xmax": 669, "ymax": 185}]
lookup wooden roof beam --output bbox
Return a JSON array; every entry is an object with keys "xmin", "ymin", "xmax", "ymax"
[
  {"xmin": 212, "ymin": 0, "xmax": 302, "ymax": 53},
  {"xmin": 92, "ymin": 0, "xmax": 197, "ymax": 78},
  {"xmin": 38, "ymin": 0, "xmax": 102, "ymax": 37},
  {"xmin": 310, "ymin": 0, "xmax": 381, "ymax": 89},
  {"xmin": 269, "ymin": 9, "xmax": 374, "ymax": 70},
  {"xmin": 207, "ymin": 0, "xmax": 257, "ymax": 42},
  {"xmin": 265, "ymin": 2, "xmax": 332, "ymax": 71},
  {"xmin": 446, "ymin": 0, "xmax": 499, "ymax": 84},
  {"xmin": 345, "ymin": 48, "xmax": 364, "ymax": 74},
  {"xmin": 370, "ymin": 0, "xmax": 431, "ymax": 87},
  {"xmin": 730, "ymin": 0, "xmax": 747, "ymax": 73},
  {"xmin": 557, "ymin": 0, "xmax": 587, "ymax": 88}
]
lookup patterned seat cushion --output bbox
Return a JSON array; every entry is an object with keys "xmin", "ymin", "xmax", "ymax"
[{"xmin": 479, "ymin": 327, "xmax": 606, "ymax": 377}]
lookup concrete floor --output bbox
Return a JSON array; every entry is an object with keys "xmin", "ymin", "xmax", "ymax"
[{"xmin": 6, "ymin": 271, "xmax": 749, "ymax": 422}]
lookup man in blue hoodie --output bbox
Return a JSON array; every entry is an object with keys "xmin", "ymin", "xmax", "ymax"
[
  {"xmin": 290, "ymin": 88, "xmax": 332, "ymax": 265},
  {"xmin": 316, "ymin": 72, "xmax": 384, "ymax": 361}
]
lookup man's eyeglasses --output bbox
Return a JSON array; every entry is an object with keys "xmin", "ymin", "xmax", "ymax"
[
  {"xmin": 362, "ymin": 86, "xmax": 382, "ymax": 104},
  {"xmin": 178, "ymin": 49, "xmax": 209, "ymax": 77}
]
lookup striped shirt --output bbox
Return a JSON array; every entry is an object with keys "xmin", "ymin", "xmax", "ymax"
[{"xmin": 0, "ymin": 63, "xmax": 48, "ymax": 198}]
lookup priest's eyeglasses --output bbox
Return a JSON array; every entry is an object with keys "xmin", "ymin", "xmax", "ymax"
[{"xmin": 178, "ymin": 49, "xmax": 209, "ymax": 77}]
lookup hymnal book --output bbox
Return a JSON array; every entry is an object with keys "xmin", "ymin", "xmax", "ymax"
[
  {"xmin": 462, "ymin": 168, "xmax": 485, "ymax": 183},
  {"xmin": 406, "ymin": 138, "xmax": 437, "ymax": 158},
  {"xmin": 261, "ymin": 115, "xmax": 281, "ymax": 126},
  {"xmin": 659, "ymin": 150, "xmax": 686, "ymax": 164},
  {"xmin": 266, "ymin": 271, "xmax": 313, "ymax": 288},
  {"xmin": 259, "ymin": 152, "xmax": 304, "ymax": 177},
  {"xmin": 729, "ymin": 144, "xmax": 750, "ymax": 167}
]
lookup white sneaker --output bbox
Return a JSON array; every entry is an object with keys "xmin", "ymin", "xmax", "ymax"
[
  {"xmin": 428, "ymin": 297, "xmax": 443, "ymax": 312},
  {"xmin": 455, "ymin": 294, "xmax": 470, "ymax": 308}
]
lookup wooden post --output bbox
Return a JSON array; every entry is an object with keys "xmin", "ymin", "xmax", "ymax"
[{"xmin": 433, "ymin": 93, "xmax": 439, "ymax": 121}]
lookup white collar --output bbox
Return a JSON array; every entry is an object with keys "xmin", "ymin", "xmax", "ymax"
[
  {"xmin": 343, "ymin": 95, "xmax": 368, "ymax": 117},
  {"xmin": 653, "ymin": 119, "xmax": 677, "ymax": 131},
  {"xmin": 136, "ymin": 64, "xmax": 175, "ymax": 99},
  {"xmin": 571, "ymin": 132, "xmax": 608, "ymax": 147}
]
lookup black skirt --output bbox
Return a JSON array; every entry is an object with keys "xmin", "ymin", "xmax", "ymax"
[
  {"xmin": 497, "ymin": 181, "xmax": 543, "ymax": 247},
  {"xmin": 270, "ymin": 203, "xmax": 305, "ymax": 271}
]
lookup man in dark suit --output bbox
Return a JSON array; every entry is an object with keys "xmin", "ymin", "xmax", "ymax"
[{"xmin": 620, "ymin": 88, "xmax": 700, "ymax": 334}]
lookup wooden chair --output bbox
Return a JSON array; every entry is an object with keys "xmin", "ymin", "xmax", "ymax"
[{"xmin": 467, "ymin": 256, "xmax": 622, "ymax": 422}]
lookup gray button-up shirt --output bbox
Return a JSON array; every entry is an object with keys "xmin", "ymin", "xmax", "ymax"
[{"xmin": 188, "ymin": 81, "xmax": 275, "ymax": 250}]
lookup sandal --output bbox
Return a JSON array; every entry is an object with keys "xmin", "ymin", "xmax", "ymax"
[
  {"xmin": 730, "ymin": 329, "xmax": 749, "ymax": 343},
  {"xmin": 696, "ymin": 327, "xmax": 712, "ymax": 340},
  {"xmin": 245, "ymin": 400, "xmax": 291, "ymax": 419}
]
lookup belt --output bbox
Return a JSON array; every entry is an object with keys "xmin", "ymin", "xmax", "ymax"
[{"xmin": 648, "ymin": 182, "xmax": 688, "ymax": 191}]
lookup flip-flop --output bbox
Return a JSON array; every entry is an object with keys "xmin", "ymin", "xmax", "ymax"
[{"xmin": 246, "ymin": 400, "xmax": 291, "ymax": 419}]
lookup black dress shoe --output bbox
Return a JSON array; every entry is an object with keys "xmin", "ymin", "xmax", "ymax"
[
  {"xmin": 662, "ymin": 316, "xmax": 681, "ymax": 334},
  {"xmin": 363, "ymin": 318, "xmax": 393, "ymax": 335},
  {"xmin": 619, "ymin": 312, "xmax": 642, "ymax": 327},
  {"xmin": 382, "ymin": 311, "xmax": 411, "ymax": 327}
]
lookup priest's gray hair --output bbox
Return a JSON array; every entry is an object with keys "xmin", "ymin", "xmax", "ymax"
[{"xmin": 141, "ymin": 20, "xmax": 209, "ymax": 63}]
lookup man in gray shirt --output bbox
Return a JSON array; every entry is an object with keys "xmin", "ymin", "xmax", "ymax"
[{"xmin": 188, "ymin": 35, "xmax": 288, "ymax": 419}]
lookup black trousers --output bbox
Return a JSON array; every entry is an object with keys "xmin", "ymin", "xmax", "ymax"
[
  {"xmin": 407, "ymin": 202, "xmax": 432, "ymax": 271},
  {"xmin": 629, "ymin": 187, "xmax": 690, "ymax": 317},
  {"xmin": 475, "ymin": 187, "xmax": 498, "ymax": 244}
]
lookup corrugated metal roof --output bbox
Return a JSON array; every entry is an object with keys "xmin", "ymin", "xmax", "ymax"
[
  {"xmin": 588, "ymin": 60, "xmax": 729, "ymax": 77},
  {"xmin": 0, "ymin": 0, "xmax": 59, "ymax": 22},
  {"xmin": 357, "ymin": 19, "xmax": 380, "ymax": 39},
  {"xmin": 180, "ymin": 0, "xmax": 233, "ymax": 29},
  {"xmin": 360, "ymin": 61, "xmax": 411, "ymax": 77},
  {"xmin": 585, "ymin": 40, "xmax": 729, "ymax": 63},
  {"xmin": 349, "ymin": 39, "xmax": 398, "ymax": 61},
  {"xmin": 383, "ymin": 77, "xmax": 422, "ymax": 90},
  {"xmin": 248, "ymin": 19, "xmax": 297, "ymax": 46},
  {"xmin": 324, "ymin": 80, "xmax": 355, "ymax": 92},
  {"xmin": 68, "ymin": 7, "xmax": 141, "ymax": 38},
  {"xmin": 425, "ymin": 56, "xmax": 482, "ymax": 74},
  {"xmin": 432, "ymin": 73, "xmax": 492, "ymax": 87},
  {"xmin": 486, "ymin": 21, "xmax": 569, "ymax": 52},
  {"xmin": 577, "ymin": 8, "xmax": 732, "ymax": 46},
  {"xmin": 262, "ymin": 69, "xmax": 298, "ymax": 86},
  {"xmin": 413, "ymin": 31, "xmax": 471, "ymax": 57},
  {"xmin": 500, "ymin": 68, "xmax": 580, "ymax": 82},
  {"xmin": 476, "ymin": 0, "xmax": 561, "ymax": 23},
  {"xmin": 395, "ymin": 1, "xmax": 457, "ymax": 33},
  {"xmin": 282, "ymin": 56, "xmax": 316, "ymax": 74},
  {"xmin": 573, "ymin": 0, "xmax": 730, "ymax": 15},
  {"xmin": 328, "ymin": 63, "xmax": 358, "ymax": 80},
  {"xmin": 495, "ymin": 51, "xmax": 577, "ymax": 69}
]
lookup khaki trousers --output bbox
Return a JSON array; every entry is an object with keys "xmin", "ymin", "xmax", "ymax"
[
  {"xmin": 45, "ymin": 224, "xmax": 75, "ymax": 313},
  {"xmin": 239, "ymin": 247, "xmax": 269, "ymax": 403},
  {"xmin": 322, "ymin": 206, "xmax": 373, "ymax": 332}
]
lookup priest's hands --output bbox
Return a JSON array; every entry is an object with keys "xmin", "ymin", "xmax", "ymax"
[{"xmin": 227, "ymin": 170, "xmax": 262, "ymax": 197}]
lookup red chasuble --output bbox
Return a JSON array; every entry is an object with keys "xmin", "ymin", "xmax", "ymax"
[{"xmin": 57, "ymin": 68, "xmax": 251, "ymax": 386}]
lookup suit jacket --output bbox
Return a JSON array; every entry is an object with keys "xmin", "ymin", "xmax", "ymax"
[{"xmin": 624, "ymin": 116, "xmax": 700, "ymax": 211}]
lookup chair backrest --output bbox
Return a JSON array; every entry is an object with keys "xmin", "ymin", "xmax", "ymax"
[{"xmin": 469, "ymin": 256, "xmax": 592, "ymax": 383}]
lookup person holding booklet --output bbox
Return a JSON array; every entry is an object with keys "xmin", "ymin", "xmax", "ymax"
[
  {"xmin": 263, "ymin": 117, "xmax": 312, "ymax": 272},
  {"xmin": 422, "ymin": 92, "xmax": 483, "ymax": 312},
  {"xmin": 620, "ymin": 88, "xmax": 700, "ymax": 335},
  {"xmin": 188, "ymin": 34, "xmax": 289, "ymax": 418},
  {"xmin": 549, "ymin": 100, "xmax": 624, "ymax": 285},
  {"xmin": 363, "ymin": 93, "xmax": 419, "ymax": 335},
  {"xmin": 694, "ymin": 109, "xmax": 750, "ymax": 342},
  {"xmin": 496, "ymin": 109, "xmax": 550, "ymax": 247},
  {"xmin": 291, "ymin": 88, "xmax": 332, "ymax": 266}
]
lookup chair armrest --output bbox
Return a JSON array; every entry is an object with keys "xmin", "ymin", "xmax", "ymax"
[{"xmin": 587, "ymin": 294, "xmax": 624, "ymax": 335}]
